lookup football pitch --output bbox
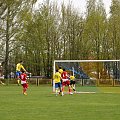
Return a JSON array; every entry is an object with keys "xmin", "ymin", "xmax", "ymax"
[{"xmin": 0, "ymin": 85, "xmax": 120, "ymax": 120}]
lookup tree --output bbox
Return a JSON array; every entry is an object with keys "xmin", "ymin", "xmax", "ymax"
[
  {"xmin": 0, "ymin": 0, "xmax": 37, "ymax": 79},
  {"xmin": 84, "ymin": 0, "xmax": 107, "ymax": 60},
  {"xmin": 59, "ymin": 2, "xmax": 85, "ymax": 60},
  {"xmin": 108, "ymin": 0, "xmax": 120, "ymax": 59}
]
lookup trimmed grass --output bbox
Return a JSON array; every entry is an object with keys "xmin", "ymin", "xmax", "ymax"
[{"xmin": 0, "ymin": 85, "xmax": 120, "ymax": 120}]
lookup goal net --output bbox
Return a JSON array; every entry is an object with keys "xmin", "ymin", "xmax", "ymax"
[{"xmin": 53, "ymin": 60, "xmax": 120, "ymax": 92}]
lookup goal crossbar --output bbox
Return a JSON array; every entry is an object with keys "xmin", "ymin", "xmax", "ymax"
[
  {"xmin": 53, "ymin": 59, "xmax": 120, "ymax": 74},
  {"xmin": 54, "ymin": 60, "xmax": 120, "ymax": 63}
]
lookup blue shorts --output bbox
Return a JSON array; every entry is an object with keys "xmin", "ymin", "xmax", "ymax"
[
  {"xmin": 55, "ymin": 82, "xmax": 62, "ymax": 88},
  {"xmin": 16, "ymin": 71, "xmax": 22, "ymax": 77}
]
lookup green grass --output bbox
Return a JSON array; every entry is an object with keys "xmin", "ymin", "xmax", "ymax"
[{"xmin": 0, "ymin": 85, "xmax": 120, "ymax": 120}]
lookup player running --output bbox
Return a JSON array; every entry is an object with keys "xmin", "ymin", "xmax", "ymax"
[
  {"xmin": 53, "ymin": 69, "xmax": 63, "ymax": 96},
  {"xmin": 61, "ymin": 69, "xmax": 73, "ymax": 95},
  {"xmin": 20, "ymin": 71, "xmax": 28, "ymax": 95}
]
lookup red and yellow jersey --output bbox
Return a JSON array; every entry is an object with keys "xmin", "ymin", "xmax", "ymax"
[
  {"xmin": 53, "ymin": 72, "xmax": 61, "ymax": 83},
  {"xmin": 16, "ymin": 63, "xmax": 26, "ymax": 72}
]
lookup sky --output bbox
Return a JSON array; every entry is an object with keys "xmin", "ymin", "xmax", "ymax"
[{"xmin": 36, "ymin": 0, "xmax": 112, "ymax": 15}]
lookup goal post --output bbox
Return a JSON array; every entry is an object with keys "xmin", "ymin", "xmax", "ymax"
[{"xmin": 53, "ymin": 60, "xmax": 120, "ymax": 92}]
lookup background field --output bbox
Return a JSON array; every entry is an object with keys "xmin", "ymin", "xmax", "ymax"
[{"xmin": 0, "ymin": 85, "xmax": 120, "ymax": 120}]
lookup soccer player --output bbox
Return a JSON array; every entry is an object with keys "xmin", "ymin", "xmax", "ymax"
[
  {"xmin": 20, "ymin": 71, "xmax": 28, "ymax": 95},
  {"xmin": 70, "ymin": 75, "xmax": 76, "ymax": 93},
  {"xmin": 53, "ymin": 69, "xmax": 63, "ymax": 96},
  {"xmin": 61, "ymin": 69, "xmax": 73, "ymax": 95},
  {"xmin": 16, "ymin": 61, "xmax": 26, "ymax": 86}
]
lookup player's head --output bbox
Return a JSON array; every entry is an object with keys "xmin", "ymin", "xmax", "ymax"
[
  {"xmin": 21, "ymin": 70, "xmax": 25, "ymax": 73},
  {"xmin": 59, "ymin": 66, "xmax": 62, "ymax": 69},
  {"xmin": 63, "ymin": 68, "xmax": 65, "ymax": 71},
  {"xmin": 56, "ymin": 69, "xmax": 59, "ymax": 72},
  {"xmin": 20, "ymin": 61, "xmax": 23, "ymax": 64}
]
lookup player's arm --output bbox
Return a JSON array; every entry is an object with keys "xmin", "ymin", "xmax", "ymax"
[
  {"xmin": 25, "ymin": 74, "xmax": 27, "ymax": 78},
  {"xmin": 21, "ymin": 65, "xmax": 26, "ymax": 72},
  {"xmin": 25, "ymin": 74, "xmax": 28, "ymax": 83}
]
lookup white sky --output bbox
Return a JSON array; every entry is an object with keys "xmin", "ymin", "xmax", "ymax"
[{"xmin": 36, "ymin": 0, "xmax": 111, "ymax": 15}]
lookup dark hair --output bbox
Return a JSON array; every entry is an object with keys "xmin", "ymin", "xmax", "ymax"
[
  {"xmin": 56, "ymin": 69, "xmax": 58, "ymax": 72},
  {"xmin": 59, "ymin": 66, "xmax": 62, "ymax": 69},
  {"xmin": 21, "ymin": 70, "xmax": 25, "ymax": 73},
  {"xmin": 20, "ymin": 61, "xmax": 23, "ymax": 63},
  {"xmin": 63, "ymin": 68, "xmax": 65, "ymax": 71}
]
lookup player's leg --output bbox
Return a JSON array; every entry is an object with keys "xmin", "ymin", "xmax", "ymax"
[
  {"xmin": 22, "ymin": 84, "xmax": 27, "ymax": 95},
  {"xmin": 67, "ymin": 81, "xmax": 73, "ymax": 94},
  {"xmin": 72, "ymin": 81, "xmax": 76, "ymax": 92},
  {"xmin": 70, "ymin": 81, "xmax": 76, "ymax": 92},
  {"xmin": 62, "ymin": 81, "xmax": 66, "ymax": 92},
  {"xmin": 55, "ymin": 83, "xmax": 58, "ymax": 96},
  {"xmin": 70, "ymin": 80, "xmax": 73, "ymax": 90},
  {"xmin": 58, "ymin": 82, "xmax": 64, "ymax": 96},
  {"xmin": 68, "ymin": 85, "xmax": 73, "ymax": 94},
  {"xmin": 16, "ymin": 71, "xmax": 21, "ymax": 86},
  {"xmin": 22, "ymin": 84, "xmax": 25, "ymax": 94},
  {"xmin": 26, "ymin": 81, "xmax": 29, "ymax": 88}
]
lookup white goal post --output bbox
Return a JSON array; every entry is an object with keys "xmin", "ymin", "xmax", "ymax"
[{"xmin": 53, "ymin": 60, "xmax": 120, "ymax": 91}]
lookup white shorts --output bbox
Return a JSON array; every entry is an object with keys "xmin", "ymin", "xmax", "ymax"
[
  {"xmin": 21, "ymin": 81, "xmax": 26, "ymax": 84},
  {"xmin": 62, "ymin": 79, "xmax": 69, "ymax": 82}
]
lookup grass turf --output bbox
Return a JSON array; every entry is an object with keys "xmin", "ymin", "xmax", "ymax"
[{"xmin": 0, "ymin": 85, "xmax": 120, "ymax": 120}]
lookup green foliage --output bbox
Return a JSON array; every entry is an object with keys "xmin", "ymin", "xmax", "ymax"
[
  {"xmin": 108, "ymin": 0, "xmax": 120, "ymax": 59},
  {"xmin": 1, "ymin": 0, "xmax": 120, "ymax": 78}
]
